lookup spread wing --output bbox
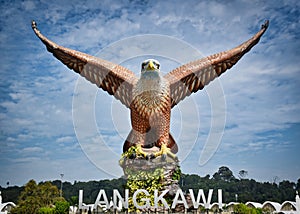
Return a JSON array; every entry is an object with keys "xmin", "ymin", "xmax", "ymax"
[
  {"xmin": 32, "ymin": 21, "xmax": 138, "ymax": 108},
  {"xmin": 165, "ymin": 20, "xmax": 269, "ymax": 108}
]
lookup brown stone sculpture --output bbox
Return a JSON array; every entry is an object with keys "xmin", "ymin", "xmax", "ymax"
[{"xmin": 31, "ymin": 20, "xmax": 268, "ymax": 160}]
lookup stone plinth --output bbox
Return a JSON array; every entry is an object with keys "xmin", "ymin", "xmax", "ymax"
[{"xmin": 119, "ymin": 146, "xmax": 182, "ymax": 212}]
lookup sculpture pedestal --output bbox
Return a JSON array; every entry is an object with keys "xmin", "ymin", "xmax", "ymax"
[{"xmin": 119, "ymin": 146, "xmax": 182, "ymax": 212}]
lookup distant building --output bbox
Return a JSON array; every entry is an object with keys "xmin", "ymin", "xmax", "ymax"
[
  {"xmin": 280, "ymin": 201, "xmax": 297, "ymax": 213},
  {"xmin": 246, "ymin": 201, "xmax": 262, "ymax": 209},
  {"xmin": 224, "ymin": 202, "xmax": 238, "ymax": 213},
  {"xmin": 262, "ymin": 201, "xmax": 282, "ymax": 213}
]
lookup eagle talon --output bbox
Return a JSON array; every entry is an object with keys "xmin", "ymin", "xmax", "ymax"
[
  {"xmin": 154, "ymin": 144, "xmax": 177, "ymax": 161},
  {"xmin": 136, "ymin": 145, "xmax": 148, "ymax": 158},
  {"xmin": 129, "ymin": 153, "xmax": 136, "ymax": 159},
  {"xmin": 146, "ymin": 154, "xmax": 155, "ymax": 160}
]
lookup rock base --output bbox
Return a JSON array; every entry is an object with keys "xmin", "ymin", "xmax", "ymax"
[{"xmin": 119, "ymin": 146, "xmax": 183, "ymax": 212}]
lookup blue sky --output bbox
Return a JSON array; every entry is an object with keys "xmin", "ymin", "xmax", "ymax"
[{"xmin": 0, "ymin": 0, "xmax": 299, "ymax": 187}]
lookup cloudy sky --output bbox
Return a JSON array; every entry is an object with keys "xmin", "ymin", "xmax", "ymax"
[{"xmin": 0, "ymin": 0, "xmax": 299, "ymax": 187}]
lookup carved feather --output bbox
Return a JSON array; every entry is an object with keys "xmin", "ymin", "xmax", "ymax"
[
  {"xmin": 31, "ymin": 21, "xmax": 138, "ymax": 108},
  {"xmin": 165, "ymin": 20, "xmax": 269, "ymax": 108}
]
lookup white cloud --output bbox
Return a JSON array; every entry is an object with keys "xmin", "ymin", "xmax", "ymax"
[
  {"xmin": 56, "ymin": 136, "xmax": 75, "ymax": 144},
  {"xmin": 11, "ymin": 157, "xmax": 42, "ymax": 163},
  {"xmin": 21, "ymin": 146, "xmax": 44, "ymax": 153}
]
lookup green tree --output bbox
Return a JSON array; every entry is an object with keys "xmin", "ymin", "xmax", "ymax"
[
  {"xmin": 39, "ymin": 181, "xmax": 60, "ymax": 207},
  {"xmin": 11, "ymin": 180, "xmax": 62, "ymax": 214},
  {"xmin": 38, "ymin": 207, "xmax": 55, "ymax": 214},
  {"xmin": 296, "ymin": 178, "xmax": 300, "ymax": 192},
  {"xmin": 213, "ymin": 166, "xmax": 236, "ymax": 182},
  {"xmin": 239, "ymin": 170, "xmax": 248, "ymax": 179},
  {"xmin": 11, "ymin": 180, "xmax": 41, "ymax": 214},
  {"xmin": 233, "ymin": 203, "xmax": 262, "ymax": 214},
  {"xmin": 278, "ymin": 180, "xmax": 296, "ymax": 201},
  {"xmin": 54, "ymin": 201, "xmax": 69, "ymax": 214}
]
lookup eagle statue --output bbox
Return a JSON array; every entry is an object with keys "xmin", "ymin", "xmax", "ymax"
[{"xmin": 32, "ymin": 20, "xmax": 269, "ymax": 160}]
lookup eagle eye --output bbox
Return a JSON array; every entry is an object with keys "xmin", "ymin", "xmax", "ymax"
[
  {"xmin": 141, "ymin": 62, "xmax": 147, "ymax": 69},
  {"xmin": 153, "ymin": 61, "xmax": 160, "ymax": 69}
]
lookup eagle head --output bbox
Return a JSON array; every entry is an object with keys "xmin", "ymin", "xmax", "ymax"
[{"xmin": 141, "ymin": 59, "xmax": 160, "ymax": 73}]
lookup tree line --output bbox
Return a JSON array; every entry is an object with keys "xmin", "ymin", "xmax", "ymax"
[
  {"xmin": 1, "ymin": 166, "xmax": 299, "ymax": 206},
  {"xmin": 4, "ymin": 180, "xmax": 69, "ymax": 214}
]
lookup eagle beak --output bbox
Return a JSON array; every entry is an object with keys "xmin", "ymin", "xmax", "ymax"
[{"xmin": 147, "ymin": 60, "xmax": 156, "ymax": 70}]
